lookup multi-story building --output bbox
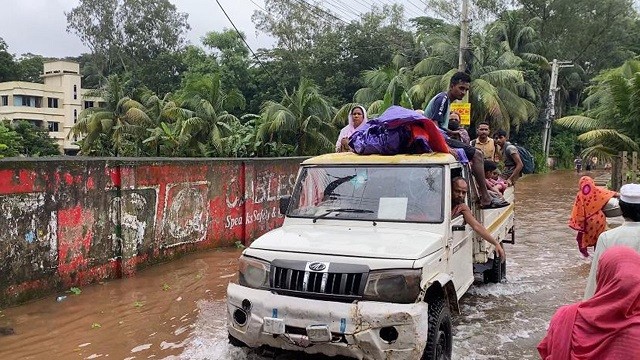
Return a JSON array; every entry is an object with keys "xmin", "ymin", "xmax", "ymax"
[{"xmin": 0, "ymin": 61, "xmax": 103, "ymax": 154}]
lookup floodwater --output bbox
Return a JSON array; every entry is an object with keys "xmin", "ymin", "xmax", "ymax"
[{"xmin": 0, "ymin": 170, "xmax": 607, "ymax": 360}]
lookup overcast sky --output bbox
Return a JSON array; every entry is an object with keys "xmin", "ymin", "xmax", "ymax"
[{"xmin": 1, "ymin": 0, "xmax": 430, "ymax": 59}]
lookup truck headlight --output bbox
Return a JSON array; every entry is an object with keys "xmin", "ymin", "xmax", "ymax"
[
  {"xmin": 363, "ymin": 269, "xmax": 421, "ymax": 303},
  {"xmin": 238, "ymin": 256, "xmax": 270, "ymax": 289}
]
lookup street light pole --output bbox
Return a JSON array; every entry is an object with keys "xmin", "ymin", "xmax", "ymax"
[
  {"xmin": 542, "ymin": 59, "xmax": 573, "ymax": 159},
  {"xmin": 458, "ymin": 0, "xmax": 469, "ymax": 72}
]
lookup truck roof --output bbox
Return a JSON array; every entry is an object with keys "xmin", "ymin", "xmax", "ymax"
[{"xmin": 302, "ymin": 152, "xmax": 458, "ymax": 165}]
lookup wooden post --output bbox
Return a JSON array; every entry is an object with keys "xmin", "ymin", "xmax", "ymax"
[
  {"xmin": 612, "ymin": 153, "xmax": 622, "ymax": 191},
  {"xmin": 632, "ymin": 151, "xmax": 637, "ymax": 182},
  {"xmin": 622, "ymin": 151, "xmax": 629, "ymax": 186}
]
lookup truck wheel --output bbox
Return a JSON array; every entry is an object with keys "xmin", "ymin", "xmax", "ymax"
[
  {"xmin": 485, "ymin": 250, "xmax": 506, "ymax": 283},
  {"xmin": 422, "ymin": 296, "xmax": 452, "ymax": 360},
  {"xmin": 228, "ymin": 333, "xmax": 247, "ymax": 347}
]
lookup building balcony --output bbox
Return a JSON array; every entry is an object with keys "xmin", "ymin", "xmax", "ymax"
[{"xmin": 0, "ymin": 106, "xmax": 65, "ymax": 118}]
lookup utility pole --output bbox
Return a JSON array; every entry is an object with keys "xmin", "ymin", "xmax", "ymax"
[
  {"xmin": 458, "ymin": 0, "xmax": 469, "ymax": 71},
  {"xmin": 542, "ymin": 59, "xmax": 573, "ymax": 159}
]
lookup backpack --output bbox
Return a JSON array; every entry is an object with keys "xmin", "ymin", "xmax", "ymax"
[{"xmin": 514, "ymin": 144, "xmax": 535, "ymax": 174}]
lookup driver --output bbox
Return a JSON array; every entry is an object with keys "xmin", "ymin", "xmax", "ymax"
[{"xmin": 451, "ymin": 177, "xmax": 506, "ymax": 261}]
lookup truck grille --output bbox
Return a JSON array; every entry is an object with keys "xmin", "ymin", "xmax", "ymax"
[{"xmin": 269, "ymin": 260, "xmax": 369, "ymax": 302}]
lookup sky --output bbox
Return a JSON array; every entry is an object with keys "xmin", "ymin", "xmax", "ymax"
[{"xmin": 1, "ymin": 0, "xmax": 430, "ymax": 59}]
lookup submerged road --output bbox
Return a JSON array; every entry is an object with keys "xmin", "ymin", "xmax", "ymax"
[{"xmin": 0, "ymin": 170, "xmax": 605, "ymax": 359}]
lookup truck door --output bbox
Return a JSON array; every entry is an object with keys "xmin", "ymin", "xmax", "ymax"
[{"xmin": 448, "ymin": 166, "xmax": 475, "ymax": 296}]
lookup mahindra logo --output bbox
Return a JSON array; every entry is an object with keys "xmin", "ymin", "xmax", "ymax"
[{"xmin": 308, "ymin": 262, "xmax": 327, "ymax": 271}]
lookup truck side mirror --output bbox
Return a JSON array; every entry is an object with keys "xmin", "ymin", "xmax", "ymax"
[{"xmin": 279, "ymin": 196, "xmax": 291, "ymax": 215}]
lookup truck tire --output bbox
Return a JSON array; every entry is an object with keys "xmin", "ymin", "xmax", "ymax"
[
  {"xmin": 422, "ymin": 296, "xmax": 452, "ymax": 360},
  {"xmin": 485, "ymin": 250, "xmax": 506, "ymax": 283},
  {"xmin": 228, "ymin": 333, "xmax": 247, "ymax": 347}
]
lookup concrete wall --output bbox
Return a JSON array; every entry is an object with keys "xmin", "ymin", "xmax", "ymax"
[{"xmin": 0, "ymin": 157, "xmax": 304, "ymax": 307}]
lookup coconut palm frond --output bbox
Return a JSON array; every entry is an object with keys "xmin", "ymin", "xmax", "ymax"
[
  {"xmin": 577, "ymin": 129, "xmax": 639, "ymax": 152},
  {"xmin": 555, "ymin": 115, "xmax": 601, "ymax": 131}
]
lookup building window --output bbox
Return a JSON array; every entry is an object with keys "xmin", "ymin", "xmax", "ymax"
[
  {"xmin": 1, "ymin": 96, "xmax": 7, "ymax": 106},
  {"xmin": 84, "ymin": 101, "xmax": 94, "ymax": 109},
  {"xmin": 73, "ymin": 85, "xmax": 77, "ymax": 100},
  {"xmin": 74, "ymin": 109, "xmax": 78, "ymax": 123},
  {"xmin": 14, "ymin": 95, "xmax": 40, "ymax": 107},
  {"xmin": 27, "ymin": 120, "xmax": 44, "ymax": 128},
  {"xmin": 48, "ymin": 122, "xmax": 60, "ymax": 132},
  {"xmin": 48, "ymin": 98, "xmax": 59, "ymax": 108}
]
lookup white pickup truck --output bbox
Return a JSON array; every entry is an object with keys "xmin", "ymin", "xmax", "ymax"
[{"xmin": 227, "ymin": 152, "xmax": 515, "ymax": 360}]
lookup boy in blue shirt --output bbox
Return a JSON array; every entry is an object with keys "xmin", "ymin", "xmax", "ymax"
[{"xmin": 425, "ymin": 72, "xmax": 508, "ymax": 209}]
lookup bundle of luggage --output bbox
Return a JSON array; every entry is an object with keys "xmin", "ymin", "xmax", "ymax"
[{"xmin": 348, "ymin": 106, "xmax": 449, "ymax": 156}]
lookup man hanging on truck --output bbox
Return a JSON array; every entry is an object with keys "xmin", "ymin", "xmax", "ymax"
[
  {"xmin": 452, "ymin": 177, "xmax": 506, "ymax": 260},
  {"xmin": 424, "ymin": 71, "xmax": 509, "ymax": 209}
]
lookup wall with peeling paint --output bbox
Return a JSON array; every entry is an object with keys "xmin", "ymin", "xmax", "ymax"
[{"xmin": 0, "ymin": 157, "xmax": 304, "ymax": 307}]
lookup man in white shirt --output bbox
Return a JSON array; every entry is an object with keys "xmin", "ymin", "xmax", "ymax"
[{"xmin": 584, "ymin": 183, "xmax": 640, "ymax": 299}]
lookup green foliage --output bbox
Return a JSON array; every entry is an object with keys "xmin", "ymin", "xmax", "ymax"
[
  {"xmin": 0, "ymin": 37, "xmax": 17, "ymax": 82},
  {"xmin": 15, "ymin": 54, "xmax": 45, "ymax": 83},
  {"xmin": 549, "ymin": 128, "xmax": 580, "ymax": 169},
  {"xmin": 0, "ymin": 123, "xmax": 20, "ymax": 158},
  {"xmin": 0, "ymin": 121, "xmax": 59, "ymax": 158},
  {"xmin": 59, "ymin": 0, "xmax": 639, "ymax": 160},
  {"xmin": 257, "ymin": 78, "xmax": 336, "ymax": 156},
  {"xmin": 69, "ymin": 287, "xmax": 82, "ymax": 295},
  {"xmin": 556, "ymin": 59, "xmax": 640, "ymax": 160},
  {"xmin": 65, "ymin": 0, "xmax": 189, "ymax": 90},
  {"xmin": 11, "ymin": 121, "xmax": 60, "ymax": 156},
  {"xmin": 407, "ymin": 22, "xmax": 539, "ymax": 131}
]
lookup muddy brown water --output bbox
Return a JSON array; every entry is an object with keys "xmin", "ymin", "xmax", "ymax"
[{"xmin": 0, "ymin": 170, "xmax": 607, "ymax": 360}]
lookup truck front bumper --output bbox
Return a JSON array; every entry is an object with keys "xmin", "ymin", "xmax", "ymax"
[{"xmin": 227, "ymin": 283, "xmax": 429, "ymax": 360}]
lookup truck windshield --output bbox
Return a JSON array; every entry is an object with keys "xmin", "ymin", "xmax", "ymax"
[{"xmin": 288, "ymin": 165, "xmax": 445, "ymax": 223}]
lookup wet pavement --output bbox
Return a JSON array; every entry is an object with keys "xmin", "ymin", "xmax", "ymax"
[{"xmin": 0, "ymin": 170, "xmax": 609, "ymax": 360}]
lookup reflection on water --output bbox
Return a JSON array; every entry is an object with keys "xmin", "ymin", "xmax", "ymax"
[
  {"xmin": 0, "ymin": 249, "xmax": 240, "ymax": 360},
  {"xmin": 0, "ymin": 170, "xmax": 609, "ymax": 360}
]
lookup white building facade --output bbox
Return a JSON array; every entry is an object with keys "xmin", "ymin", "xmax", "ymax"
[{"xmin": 0, "ymin": 61, "xmax": 102, "ymax": 154}]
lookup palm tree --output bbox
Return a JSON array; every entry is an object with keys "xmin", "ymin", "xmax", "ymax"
[
  {"xmin": 353, "ymin": 54, "xmax": 415, "ymax": 116},
  {"xmin": 257, "ymin": 78, "xmax": 336, "ymax": 156},
  {"xmin": 409, "ymin": 30, "xmax": 538, "ymax": 131},
  {"xmin": 141, "ymin": 92, "xmax": 191, "ymax": 156},
  {"xmin": 70, "ymin": 74, "xmax": 151, "ymax": 156},
  {"xmin": 487, "ymin": 12, "xmax": 548, "ymax": 68},
  {"xmin": 556, "ymin": 59, "xmax": 640, "ymax": 159},
  {"xmin": 177, "ymin": 73, "xmax": 244, "ymax": 154}
]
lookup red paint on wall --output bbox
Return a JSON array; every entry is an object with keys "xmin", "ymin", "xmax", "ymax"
[
  {"xmin": 64, "ymin": 173, "xmax": 74, "ymax": 185},
  {"xmin": 132, "ymin": 164, "xmax": 210, "ymax": 186},
  {"xmin": 86, "ymin": 176, "xmax": 95, "ymax": 190},
  {"xmin": 0, "ymin": 158, "xmax": 303, "ymax": 307},
  {"xmin": 57, "ymin": 206, "xmax": 95, "ymax": 279},
  {"xmin": 0, "ymin": 169, "xmax": 37, "ymax": 194},
  {"xmin": 122, "ymin": 254, "xmax": 149, "ymax": 277},
  {"xmin": 70, "ymin": 260, "xmax": 121, "ymax": 287},
  {"xmin": 4, "ymin": 278, "xmax": 57, "ymax": 299},
  {"xmin": 109, "ymin": 168, "xmax": 121, "ymax": 187}
]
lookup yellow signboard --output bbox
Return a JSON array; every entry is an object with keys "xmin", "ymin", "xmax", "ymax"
[{"xmin": 450, "ymin": 102, "xmax": 471, "ymax": 126}]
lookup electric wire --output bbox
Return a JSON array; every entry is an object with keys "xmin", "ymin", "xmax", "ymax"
[
  {"xmin": 324, "ymin": 0, "xmax": 362, "ymax": 19},
  {"xmin": 214, "ymin": 0, "xmax": 283, "ymax": 93},
  {"xmin": 290, "ymin": 0, "xmax": 350, "ymax": 24},
  {"xmin": 248, "ymin": 0, "xmax": 267, "ymax": 12}
]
